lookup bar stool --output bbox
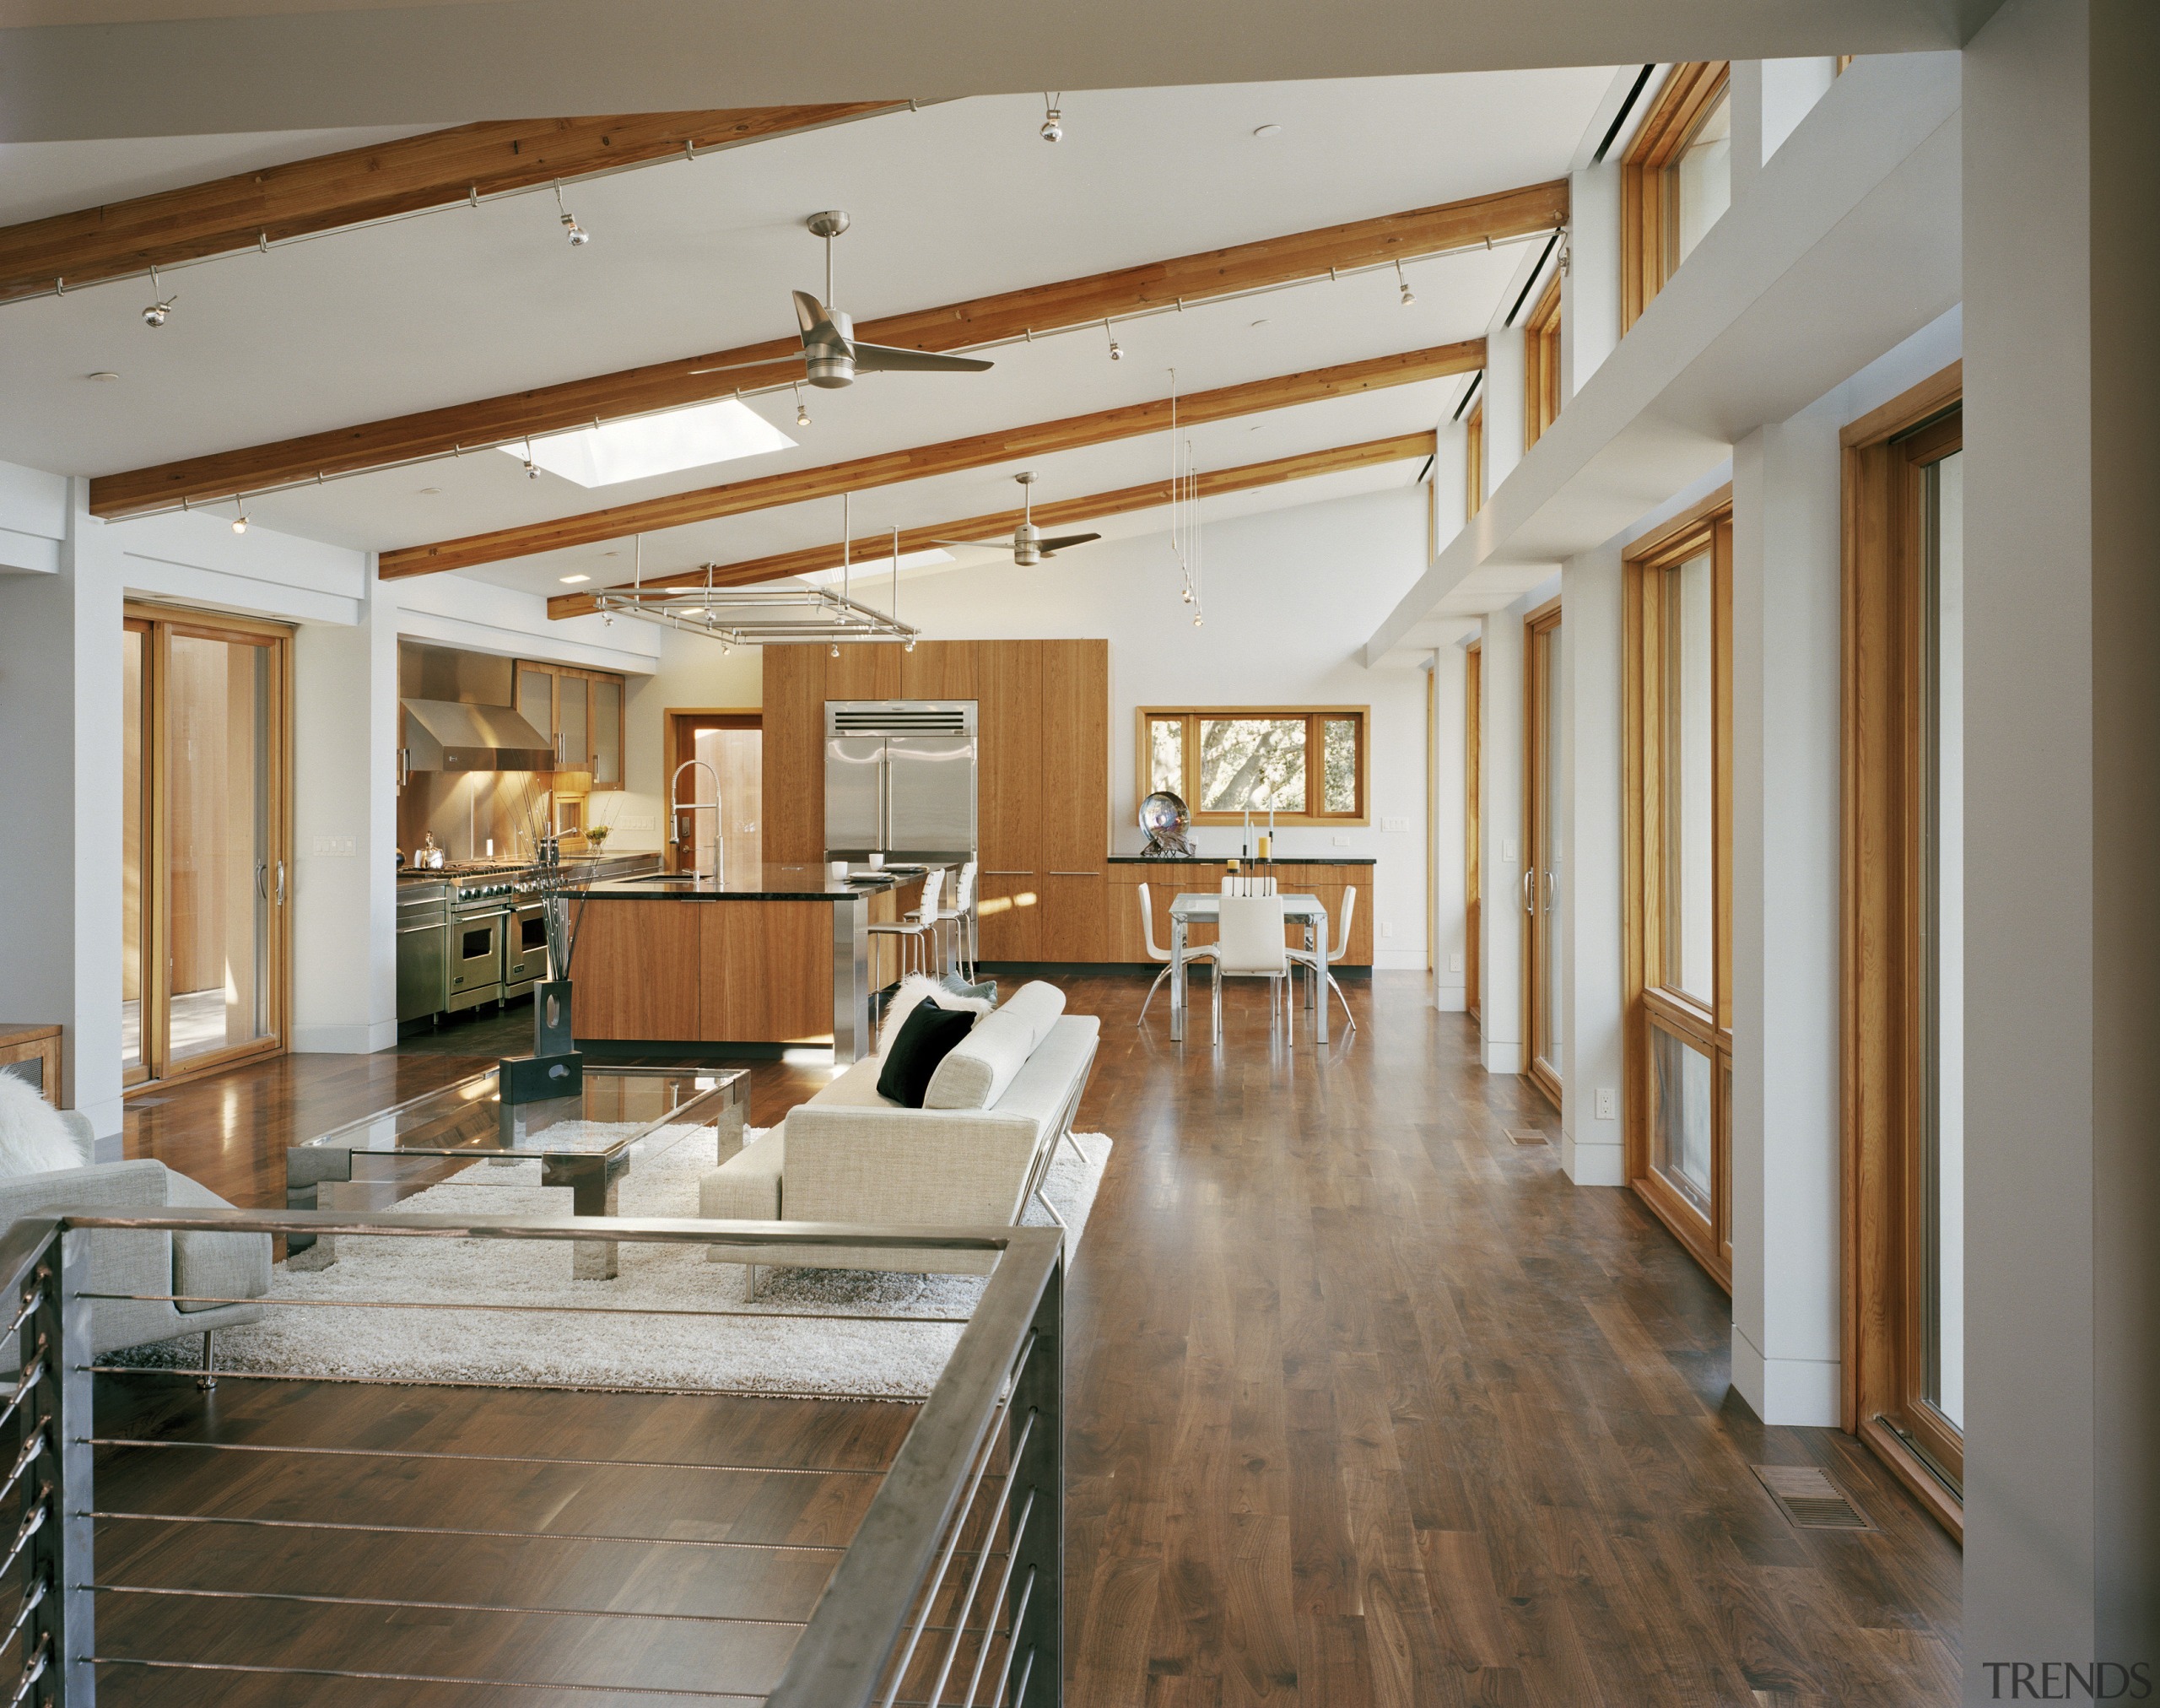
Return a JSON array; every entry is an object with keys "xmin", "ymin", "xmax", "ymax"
[
  {"xmin": 930, "ymin": 861, "xmax": 978, "ymax": 981},
  {"xmin": 869, "ymin": 867, "xmax": 943, "ymax": 981},
  {"xmin": 1137, "ymin": 881, "xmax": 1214, "ymax": 1024},
  {"xmin": 1287, "ymin": 885, "xmax": 1358, "ymax": 1033},
  {"xmin": 1212, "ymin": 893, "xmax": 1292, "ymax": 1043}
]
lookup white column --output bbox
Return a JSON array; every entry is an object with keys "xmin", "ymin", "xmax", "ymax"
[
  {"xmin": 1728, "ymin": 419, "xmax": 1843, "ymax": 1427},
  {"xmin": 1563, "ymin": 163, "xmax": 1621, "ymax": 396},
  {"xmin": 1964, "ymin": 0, "xmax": 2160, "ymax": 1677},
  {"xmin": 1559, "ymin": 543, "xmax": 1623, "ymax": 1185},
  {"xmin": 0, "ymin": 482, "xmax": 125, "ymax": 1147},
  {"xmin": 291, "ymin": 565, "xmax": 399, "ymax": 1053},
  {"xmin": 1477, "ymin": 605, "xmax": 1524, "ymax": 1073},
  {"xmin": 1482, "ymin": 303, "xmax": 1528, "ymax": 495}
]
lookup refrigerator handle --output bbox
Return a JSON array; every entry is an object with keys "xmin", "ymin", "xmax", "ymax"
[{"xmin": 879, "ymin": 743, "xmax": 892, "ymax": 854}]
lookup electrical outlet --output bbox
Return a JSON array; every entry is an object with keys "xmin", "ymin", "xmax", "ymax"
[
  {"xmin": 1382, "ymin": 814, "xmax": 1410, "ymax": 832},
  {"xmin": 1596, "ymin": 1087, "xmax": 1618, "ymax": 1122},
  {"xmin": 310, "ymin": 835, "xmax": 355, "ymax": 857},
  {"xmin": 1449, "ymin": 952, "xmax": 1464, "ymax": 973},
  {"xmin": 1382, "ymin": 921, "xmax": 1395, "ymax": 937},
  {"xmin": 1331, "ymin": 835, "xmax": 1351, "ymax": 847},
  {"xmin": 621, "ymin": 815, "xmax": 657, "ymax": 832},
  {"xmin": 1502, "ymin": 837, "xmax": 1520, "ymax": 862}
]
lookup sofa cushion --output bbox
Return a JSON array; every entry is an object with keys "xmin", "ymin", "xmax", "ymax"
[
  {"xmin": 163, "ymin": 1167, "xmax": 273, "ymax": 1315},
  {"xmin": 997, "ymin": 981, "xmax": 1069, "ymax": 1053},
  {"xmin": 876, "ymin": 971, "xmax": 995, "ymax": 1057},
  {"xmin": 812, "ymin": 1057, "xmax": 899, "ymax": 1110},
  {"xmin": 876, "ymin": 1003, "xmax": 977, "ymax": 1107},
  {"xmin": 922, "ymin": 1002, "xmax": 1039, "ymax": 1111}
]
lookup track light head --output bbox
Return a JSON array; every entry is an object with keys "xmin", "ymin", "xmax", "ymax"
[
  {"xmin": 904, "ymin": 637, "xmax": 916, "ymax": 652},
  {"xmin": 829, "ymin": 642, "xmax": 840, "ymax": 658},
  {"xmin": 1399, "ymin": 280, "xmax": 1415, "ymax": 307},
  {"xmin": 561, "ymin": 212, "xmax": 589, "ymax": 246},
  {"xmin": 602, "ymin": 612, "xmax": 613, "ymax": 626},
  {"xmin": 1395, "ymin": 258, "xmax": 1415, "ymax": 308},
  {"xmin": 797, "ymin": 400, "xmax": 812, "ymax": 427},
  {"xmin": 143, "ymin": 300, "xmax": 172, "ymax": 328},
  {"xmin": 231, "ymin": 511, "xmax": 248, "ymax": 535},
  {"xmin": 1193, "ymin": 613, "xmax": 1204, "ymax": 627},
  {"xmin": 1040, "ymin": 108, "xmax": 1063, "ymax": 143}
]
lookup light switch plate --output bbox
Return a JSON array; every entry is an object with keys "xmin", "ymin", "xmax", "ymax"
[
  {"xmin": 1382, "ymin": 921, "xmax": 1394, "ymax": 937},
  {"xmin": 1331, "ymin": 835, "xmax": 1351, "ymax": 847},
  {"xmin": 621, "ymin": 815, "xmax": 657, "ymax": 832},
  {"xmin": 1502, "ymin": 837, "xmax": 1520, "ymax": 862},
  {"xmin": 1596, "ymin": 1087, "xmax": 1617, "ymax": 1122},
  {"xmin": 1449, "ymin": 953, "xmax": 1464, "ymax": 973},
  {"xmin": 1382, "ymin": 815, "xmax": 1410, "ymax": 832},
  {"xmin": 311, "ymin": 835, "xmax": 356, "ymax": 857}
]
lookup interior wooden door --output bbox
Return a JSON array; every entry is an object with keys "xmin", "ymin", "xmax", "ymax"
[
  {"xmin": 1038, "ymin": 640, "xmax": 1109, "ymax": 960},
  {"xmin": 976, "ymin": 640, "xmax": 1044, "ymax": 959}
]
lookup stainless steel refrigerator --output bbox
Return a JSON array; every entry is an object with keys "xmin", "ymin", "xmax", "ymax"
[{"xmin": 824, "ymin": 700, "xmax": 978, "ymax": 862}]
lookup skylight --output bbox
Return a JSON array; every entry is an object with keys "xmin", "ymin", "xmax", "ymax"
[{"xmin": 504, "ymin": 399, "xmax": 795, "ymax": 488}]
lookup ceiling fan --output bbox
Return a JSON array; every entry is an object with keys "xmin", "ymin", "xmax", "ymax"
[
  {"xmin": 694, "ymin": 211, "xmax": 995, "ymax": 392},
  {"xmin": 932, "ymin": 473, "xmax": 1100, "ymax": 567}
]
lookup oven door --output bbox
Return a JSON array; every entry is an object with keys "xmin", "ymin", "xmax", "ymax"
[
  {"xmin": 505, "ymin": 900, "xmax": 548, "ymax": 990},
  {"xmin": 449, "ymin": 906, "xmax": 507, "ymax": 1008}
]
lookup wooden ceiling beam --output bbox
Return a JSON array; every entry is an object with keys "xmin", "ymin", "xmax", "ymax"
[
  {"xmin": 547, "ymin": 430, "xmax": 1436, "ymax": 619},
  {"xmin": 381, "ymin": 339, "xmax": 1482, "ymax": 579},
  {"xmin": 89, "ymin": 177, "xmax": 1561, "ymax": 520},
  {"xmin": 2, "ymin": 105, "xmax": 908, "ymax": 309}
]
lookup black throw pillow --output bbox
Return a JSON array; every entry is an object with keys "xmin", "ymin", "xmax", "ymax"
[{"xmin": 876, "ymin": 1001, "xmax": 977, "ymax": 1108}]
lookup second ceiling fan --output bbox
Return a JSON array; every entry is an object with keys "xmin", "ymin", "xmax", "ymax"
[{"xmin": 932, "ymin": 472, "xmax": 1100, "ymax": 566}]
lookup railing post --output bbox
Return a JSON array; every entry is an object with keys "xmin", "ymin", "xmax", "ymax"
[
  {"xmin": 24, "ymin": 1228, "xmax": 94, "ymax": 1705},
  {"xmin": 1007, "ymin": 1253, "xmax": 1061, "ymax": 1707}
]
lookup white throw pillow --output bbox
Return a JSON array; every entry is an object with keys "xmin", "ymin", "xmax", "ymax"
[
  {"xmin": 922, "ymin": 1005, "xmax": 1038, "ymax": 1111},
  {"xmin": 876, "ymin": 974, "xmax": 995, "ymax": 1057},
  {"xmin": 0, "ymin": 1076, "xmax": 85, "ymax": 1177}
]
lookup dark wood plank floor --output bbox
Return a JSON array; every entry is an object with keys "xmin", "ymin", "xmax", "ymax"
[{"xmin": 101, "ymin": 972, "xmax": 1960, "ymax": 1705}]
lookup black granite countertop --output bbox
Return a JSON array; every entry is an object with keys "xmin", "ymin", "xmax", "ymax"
[
  {"xmin": 574, "ymin": 862, "xmax": 901, "ymax": 901},
  {"xmin": 1107, "ymin": 855, "xmax": 1377, "ymax": 867}
]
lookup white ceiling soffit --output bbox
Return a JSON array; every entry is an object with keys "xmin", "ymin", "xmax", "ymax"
[
  {"xmin": 1364, "ymin": 51, "xmax": 1963, "ymax": 660},
  {"xmin": 0, "ymin": 0, "xmax": 2010, "ymax": 142}
]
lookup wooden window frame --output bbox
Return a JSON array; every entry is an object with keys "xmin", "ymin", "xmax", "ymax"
[
  {"xmin": 1523, "ymin": 278, "xmax": 1563, "ymax": 451},
  {"xmin": 1465, "ymin": 401, "xmax": 1486, "ymax": 522},
  {"xmin": 121, "ymin": 599, "xmax": 294, "ymax": 1095},
  {"xmin": 1621, "ymin": 61, "xmax": 1731, "ymax": 332},
  {"xmin": 1521, "ymin": 597, "xmax": 1563, "ymax": 1112},
  {"xmin": 1465, "ymin": 644, "xmax": 1482, "ymax": 1024},
  {"xmin": 1137, "ymin": 706, "xmax": 1370, "ymax": 827},
  {"xmin": 1840, "ymin": 361, "xmax": 1966, "ymax": 1541},
  {"xmin": 1622, "ymin": 489, "xmax": 1733, "ymax": 1289}
]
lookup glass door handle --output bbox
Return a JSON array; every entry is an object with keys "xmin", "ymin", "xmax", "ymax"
[
  {"xmin": 1522, "ymin": 868, "xmax": 1536, "ymax": 915},
  {"xmin": 276, "ymin": 861, "xmax": 286, "ymax": 905}
]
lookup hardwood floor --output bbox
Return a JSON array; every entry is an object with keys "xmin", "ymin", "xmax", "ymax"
[{"xmin": 95, "ymin": 973, "xmax": 1960, "ymax": 1705}]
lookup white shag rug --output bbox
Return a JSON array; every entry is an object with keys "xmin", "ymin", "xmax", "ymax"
[{"xmin": 114, "ymin": 1125, "xmax": 1110, "ymax": 1402}]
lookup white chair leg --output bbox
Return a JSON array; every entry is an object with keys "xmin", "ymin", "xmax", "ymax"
[
  {"xmin": 744, "ymin": 1263, "xmax": 763, "ymax": 1300},
  {"xmin": 1212, "ymin": 964, "xmax": 1223, "ymax": 1044},
  {"xmin": 1138, "ymin": 963, "xmax": 1173, "ymax": 1023},
  {"xmin": 1329, "ymin": 974, "xmax": 1357, "ymax": 1031}
]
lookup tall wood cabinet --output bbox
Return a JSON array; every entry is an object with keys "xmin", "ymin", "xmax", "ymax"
[
  {"xmin": 515, "ymin": 662, "xmax": 625, "ymax": 789},
  {"xmin": 1035, "ymin": 640, "xmax": 1110, "ymax": 960}
]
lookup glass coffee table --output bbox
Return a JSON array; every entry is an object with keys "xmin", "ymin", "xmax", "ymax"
[{"xmin": 287, "ymin": 1064, "xmax": 748, "ymax": 1279}]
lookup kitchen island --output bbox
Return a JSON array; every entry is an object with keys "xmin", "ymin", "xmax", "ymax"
[{"xmin": 564, "ymin": 866, "xmax": 907, "ymax": 1062}]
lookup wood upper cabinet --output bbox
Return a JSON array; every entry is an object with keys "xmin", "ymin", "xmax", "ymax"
[
  {"xmin": 761, "ymin": 646, "xmax": 827, "ymax": 864},
  {"xmin": 515, "ymin": 662, "xmax": 626, "ymax": 790},
  {"xmin": 825, "ymin": 644, "xmax": 899, "ymax": 702},
  {"xmin": 900, "ymin": 640, "xmax": 977, "ymax": 700}
]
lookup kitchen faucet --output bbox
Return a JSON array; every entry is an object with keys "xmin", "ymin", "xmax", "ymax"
[{"xmin": 669, "ymin": 759, "xmax": 723, "ymax": 884}]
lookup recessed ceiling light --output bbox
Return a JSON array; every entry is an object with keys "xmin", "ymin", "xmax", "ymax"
[
  {"xmin": 86, "ymin": 370, "xmax": 120, "ymax": 382},
  {"xmin": 559, "ymin": 573, "xmax": 591, "ymax": 584},
  {"xmin": 417, "ymin": 485, "xmax": 441, "ymax": 495},
  {"xmin": 1252, "ymin": 124, "xmax": 1282, "ymax": 138},
  {"xmin": 1250, "ymin": 318, "xmax": 1269, "ymax": 328},
  {"xmin": 501, "ymin": 397, "xmax": 795, "ymax": 488}
]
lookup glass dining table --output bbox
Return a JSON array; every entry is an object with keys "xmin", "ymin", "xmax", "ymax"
[{"xmin": 1167, "ymin": 892, "xmax": 1333, "ymax": 1043}]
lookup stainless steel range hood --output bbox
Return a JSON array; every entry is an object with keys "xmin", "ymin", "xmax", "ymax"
[{"xmin": 400, "ymin": 698, "xmax": 554, "ymax": 773}]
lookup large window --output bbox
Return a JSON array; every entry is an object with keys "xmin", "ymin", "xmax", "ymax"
[
  {"xmin": 1843, "ymin": 367, "xmax": 1965, "ymax": 1538},
  {"xmin": 1140, "ymin": 707, "xmax": 1368, "ymax": 825},
  {"xmin": 1523, "ymin": 278, "xmax": 1563, "ymax": 451},
  {"xmin": 1622, "ymin": 62, "xmax": 1732, "ymax": 332},
  {"xmin": 1623, "ymin": 495, "xmax": 1732, "ymax": 1286},
  {"xmin": 1465, "ymin": 400, "xmax": 1485, "ymax": 521}
]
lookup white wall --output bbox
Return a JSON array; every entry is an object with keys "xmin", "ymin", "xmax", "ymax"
[
  {"xmin": 1476, "ymin": 598, "xmax": 1525, "ymax": 1066},
  {"xmin": 889, "ymin": 487, "xmax": 1433, "ymax": 967},
  {"xmin": 1429, "ymin": 642, "xmax": 1468, "ymax": 1008},
  {"xmin": 1559, "ymin": 538, "xmax": 1623, "ymax": 1183},
  {"xmin": 617, "ymin": 628, "xmax": 764, "ymax": 857}
]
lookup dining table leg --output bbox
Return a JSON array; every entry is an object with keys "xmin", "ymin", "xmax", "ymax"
[
  {"xmin": 1169, "ymin": 916, "xmax": 1186, "ymax": 1041},
  {"xmin": 1310, "ymin": 920, "xmax": 1329, "ymax": 1045}
]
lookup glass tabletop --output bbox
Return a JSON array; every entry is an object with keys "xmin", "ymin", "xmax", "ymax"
[
  {"xmin": 298, "ymin": 1064, "xmax": 748, "ymax": 1159},
  {"xmin": 1169, "ymin": 892, "xmax": 1327, "ymax": 920}
]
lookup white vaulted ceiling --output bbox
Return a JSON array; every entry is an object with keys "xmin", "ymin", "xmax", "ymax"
[{"xmin": 3, "ymin": 69, "xmax": 1615, "ymax": 602}]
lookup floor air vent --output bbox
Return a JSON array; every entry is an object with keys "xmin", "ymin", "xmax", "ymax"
[
  {"xmin": 1752, "ymin": 1464, "xmax": 1876, "ymax": 1531},
  {"xmin": 1506, "ymin": 1128, "xmax": 1548, "ymax": 1145}
]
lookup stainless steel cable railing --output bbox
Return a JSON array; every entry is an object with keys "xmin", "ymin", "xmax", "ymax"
[{"xmin": 0, "ymin": 1206, "xmax": 1063, "ymax": 1705}]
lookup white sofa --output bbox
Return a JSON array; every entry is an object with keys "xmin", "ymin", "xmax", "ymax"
[
  {"xmin": 699, "ymin": 981, "xmax": 1099, "ymax": 1284},
  {"xmin": 0, "ymin": 1111, "xmax": 271, "ymax": 1371}
]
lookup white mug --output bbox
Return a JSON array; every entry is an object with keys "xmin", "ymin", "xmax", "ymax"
[
  {"xmin": 868, "ymin": 851, "xmax": 885, "ymax": 869},
  {"xmin": 829, "ymin": 860, "xmax": 848, "ymax": 878}
]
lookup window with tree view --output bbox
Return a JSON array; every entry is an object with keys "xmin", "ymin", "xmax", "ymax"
[{"xmin": 1140, "ymin": 708, "xmax": 1367, "ymax": 824}]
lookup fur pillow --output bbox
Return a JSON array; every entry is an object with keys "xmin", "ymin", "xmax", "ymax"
[
  {"xmin": 0, "ymin": 1074, "xmax": 85, "ymax": 1177},
  {"xmin": 877, "ymin": 973, "xmax": 995, "ymax": 1057}
]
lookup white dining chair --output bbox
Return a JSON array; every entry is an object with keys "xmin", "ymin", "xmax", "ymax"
[
  {"xmin": 869, "ymin": 867, "xmax": 943, "ymax": 981},
  {"xmin": 1288, "ymin": 885, "xmax": 1358, "ymax": 1033},
  {"xmin": 1137, "ymin": 882, "xmax": 1214, "ymax": 1024},
  {"xmin": 1220, "ymin": 873, "xmax": 1277, "ymax": 897},
  {"xmin": 1212, "ymin": 893, "xmax": 1291, "ymax": 1042}
]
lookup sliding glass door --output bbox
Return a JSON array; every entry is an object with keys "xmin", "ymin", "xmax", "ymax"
[
  {"xmin": 124, "ymin": 606, "xmax": 291, "ymax": 1087},
  {"xmin": 1465, "ymin": 642, "xmax": 1481, "ymax": 1025},
  {"xmin": 1524, "ymin": 603, "xmax": 1563, "ymax": 1109}
]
